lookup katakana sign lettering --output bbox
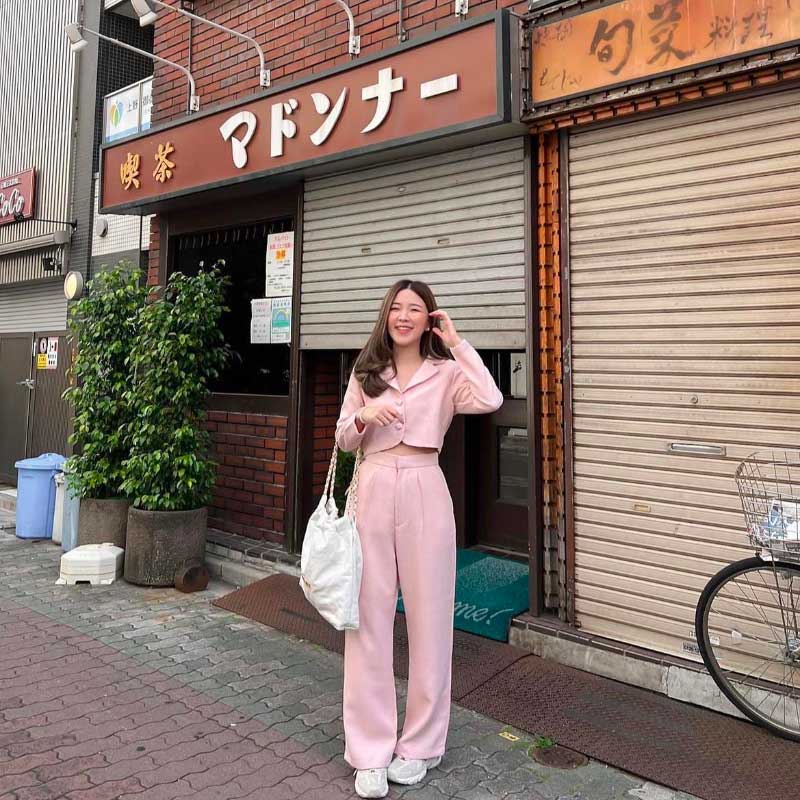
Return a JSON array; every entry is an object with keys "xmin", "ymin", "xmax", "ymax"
[
  {"xmin": 100, "ymin": 15, "xmax": 514, "ymax": 213},
  {"xmin": 532, "ymin": 0, "xmax": 799, "ymax": 103}
]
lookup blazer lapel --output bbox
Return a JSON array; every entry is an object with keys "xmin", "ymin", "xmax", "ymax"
[
  {"xmin": 380, "ymin": 359, "xmax": 441, "ymax": 392},
  {"xmin": 380, "ymin": 365, "xmax": 401, "ymax": 391},
  {"xmin": 403, "ymin": 359, "xmax": 441, "ymax": 392}
]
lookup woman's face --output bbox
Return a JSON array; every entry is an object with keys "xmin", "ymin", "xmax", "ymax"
[{"xmin": 387, "ymin": 288, "xmax": 429, "ymax": 348}]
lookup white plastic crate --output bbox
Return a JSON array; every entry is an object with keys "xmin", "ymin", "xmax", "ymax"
[{"xmin": 56, "ymin": 543, "xmax": 124, "ymax": 586}]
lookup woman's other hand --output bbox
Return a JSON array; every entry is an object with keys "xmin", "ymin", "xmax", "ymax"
[{"xmin": 359, "ymin": 405, "xmax": 400, "ymax": 427}]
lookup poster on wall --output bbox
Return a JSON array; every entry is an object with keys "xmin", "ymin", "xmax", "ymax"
[
  {"xmin": 35, "ymin": 336, "xmax": 58, "ymax": 370},
  {"xmin": 265, "ymin": 231, "xmax": 294, "ymax": 297},
  {"xmin": 250, "ymin": 299, "xmax": 271, "ymax": 344},
  {"xmin": 270, "ymin": 297, "xmax": 291, "ymax": 343}
]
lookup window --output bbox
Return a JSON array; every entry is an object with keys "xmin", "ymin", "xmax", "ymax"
[{"xmin": 170, "ymin": 219, "xmax": 293, "ymax": 396}]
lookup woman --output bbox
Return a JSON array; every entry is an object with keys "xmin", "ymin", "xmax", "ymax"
[{"xmin": 335, "ymin": 279, "xmax": 503, "ymax": 798}]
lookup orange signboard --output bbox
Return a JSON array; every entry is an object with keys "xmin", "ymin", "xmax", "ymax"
[{"xmin": 532, "ymin": 0, "xmax": 800, "ymax": 104}]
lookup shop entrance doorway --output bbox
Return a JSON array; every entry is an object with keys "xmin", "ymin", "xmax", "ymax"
[
  {"xmin": 471, "ymin": 351, "xmax": 529, "ymax": 555},
  {"xmin": 0, "ymin": 331, "xmax": 72, "ymax": 485},
  {"xmin": 0, "ymin": 335, "xmax": 33, "ymax": 483}
]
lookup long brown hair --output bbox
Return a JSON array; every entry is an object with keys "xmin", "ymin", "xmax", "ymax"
[{"xmin": 353, "ymin": 279, "xmax": 450, "ymax": 398}]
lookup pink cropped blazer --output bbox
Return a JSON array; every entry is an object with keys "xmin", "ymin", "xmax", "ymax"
[{"xmin": 335, "ymin": 339, "xmax": 504, "ymax": 455}]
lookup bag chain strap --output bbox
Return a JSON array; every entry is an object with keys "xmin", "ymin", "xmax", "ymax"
[
  {"xmin": 322, "ymin": 444, "xmax": 364, "ymax": 520},
  {"xmin": 344, "ymin": 448, "xmax": 363, "ymax": 519}
]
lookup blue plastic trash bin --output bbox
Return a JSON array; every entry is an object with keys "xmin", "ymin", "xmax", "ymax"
[{"xmin": 14, "ymin": 453, "xmax": 66, "ymax": 540}]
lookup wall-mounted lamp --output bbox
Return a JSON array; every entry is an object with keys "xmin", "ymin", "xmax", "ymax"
[
  {"xmin": 42, "ymin": 256, "xmax": 61, "ymax": 273},
  {"xmin": 132, "ymin": 0, "xmax": 271, "ymax": 87},
  {"xmin": 65, "ymin": 22, "xmax": 200, "ymax": 112},
  {"xmin": 331, "ymin": 0, "xmax": 361, "ymax": 55},
  {"xmin": 64, "ymin": 271, "xmax": 85, "ymax": 300}
]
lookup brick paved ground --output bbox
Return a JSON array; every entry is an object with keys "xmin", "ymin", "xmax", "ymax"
[{"xmin": 0, "ymin": 530, "xmax": 699, "ymax": 800}]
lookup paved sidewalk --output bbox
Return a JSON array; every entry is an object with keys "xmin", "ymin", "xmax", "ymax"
[{"xmin": 0, "ymin": 531, "xmax": 699, "ymax": 800}]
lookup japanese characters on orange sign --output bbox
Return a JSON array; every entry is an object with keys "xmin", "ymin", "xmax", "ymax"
[
  {"xmin": 532, "ymin": 0, "xmax": 800, "ymax": 103},
  {"xmin": 101, "ymin": 17, "xmax": 508, "ymax": 212}
]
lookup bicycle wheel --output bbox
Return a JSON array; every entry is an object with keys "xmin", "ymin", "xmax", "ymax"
[{"xmin": 696, "ymin": 556, "xmax": 800, "ymax": 741}]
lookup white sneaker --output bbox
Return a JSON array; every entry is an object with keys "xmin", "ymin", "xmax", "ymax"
[
  {"xmin": 387, "ymin": 755, "xmax": 442, "ymax": 785},
  {"xmin": 354, "ymin": 768, "xmax": 388, "ymax": 798}
]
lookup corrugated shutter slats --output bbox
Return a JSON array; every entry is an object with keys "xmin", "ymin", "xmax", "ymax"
[
  {"xmin": 0, "ymin": 282, "xmax": 67, "ymax": 334},
  {"xmin": 300, "ymin": 139, "xmax": 526, "ymax": 349},
  {"xmin": 567, "ymin": 89, "xmax": 800, "ymax": 660}
]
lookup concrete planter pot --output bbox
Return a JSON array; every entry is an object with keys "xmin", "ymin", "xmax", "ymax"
[
  {"xmin": 77, "ymin": 498, "xmax": 130, "ymax": 549},
  {"xmin": 123, "ymin": 507, "xmax": 207, "ymax": 587}
]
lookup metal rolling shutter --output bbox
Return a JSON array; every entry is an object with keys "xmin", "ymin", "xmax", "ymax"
[
  {"xmin": 567, "ymin": 89, "xmax": 800, "ymax": 659},
  {"xmin": 300, "ymin": 138, "xmax": 526, "ymax": 349},
  {"xmin": 0, "ymin": 281, "xmax": 67, "ymax": 335}
]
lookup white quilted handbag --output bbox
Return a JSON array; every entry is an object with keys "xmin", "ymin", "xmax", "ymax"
[{"xmin": 299, "ymin": 446, "xmax": 364, "ymax": 630}]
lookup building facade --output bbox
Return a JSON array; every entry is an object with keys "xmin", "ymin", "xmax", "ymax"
[
  {"xmin": 513, "ymin": 0, "xmax": 800, "ymax": 710},
  {"xmin": 96, "ymin": 0, "xmax": 800, "ymax": 713},
  {"xmin": 0, "ymin": 0, "xmax": 153, "ymax": 483}
]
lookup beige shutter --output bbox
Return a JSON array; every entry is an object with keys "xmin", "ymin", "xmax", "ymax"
[
  {"xmin": 300, "ymin": 138, "xmax": 526, "ymax": 349},
  {"xmin": 0, "ymin": 281, "xmax": 67, "ymax": 334},
  {"xmin": 567, "ymin": 89, "xmax": 800, "ymax": 659}
]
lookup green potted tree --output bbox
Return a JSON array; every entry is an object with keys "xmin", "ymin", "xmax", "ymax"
[
  {"xmin": 64, "ymin": 264, "xmax": 147, "ymax": 548},
  {"xmin": 121, "ymin": 267, "xmax": 228, "ymax": 586}
]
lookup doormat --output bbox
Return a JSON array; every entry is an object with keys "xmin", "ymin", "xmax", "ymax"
[
  {"xmin": 212, "ymin": 573, "xmax": 799, "ymax": 800},
  {"xmin": 212, "ymin": 572, "xmax": 527, "ymax": 700},
  {"xmin": 457, "ymin": 655, "xmax": 800, "ymax": 800},
  {"xmin": 398, "ymin": 548, "xmax": 529, "ymax": 642}
]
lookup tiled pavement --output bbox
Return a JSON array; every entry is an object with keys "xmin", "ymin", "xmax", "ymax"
[{"xmin": 0, "ymin": 530, "xmax": 700, "ymax": 800}]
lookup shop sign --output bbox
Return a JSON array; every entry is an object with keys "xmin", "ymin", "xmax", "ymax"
[
  {"xmin": 141, "ymin": 78, "xmax": 153, "ymax": 131},
  {"xmin": 104, "ymin": 78, "xmax": 154, "ymax": 143},
  {"xmin": 100, "ymin": 13, "xmax": 514, "ymax": 213},
  {"xmin": 532, "ymin": 0, "xmax": 800, "ymax": 104},
  {"xmin": 0, "ymin": 169, "xmax": 36, "ymax": 227}
]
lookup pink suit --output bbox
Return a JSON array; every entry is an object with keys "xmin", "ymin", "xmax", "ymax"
[{"xmin": 335, "ymin": 340, "xmax": 503, "ymax": 769}]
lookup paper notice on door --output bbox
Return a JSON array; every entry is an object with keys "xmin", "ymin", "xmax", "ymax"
[
  {"xmin": 47, "ymin": 337, "xmax": 59, "ymax": 369},
  {"xmin": 265, "ymin": 231, "xmax": 294, "ymax": 297},
  {"xmin": 270, "ymin": 297, "xmax": 291, "ymax": 343},
  {"xmin": 250, "ymin": 298, "xmax": 271, "ymax": 344}
]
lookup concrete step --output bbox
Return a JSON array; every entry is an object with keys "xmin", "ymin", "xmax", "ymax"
[{"xmin": 0, "ymin": 487, "xmax": 17, "ymax": 514}]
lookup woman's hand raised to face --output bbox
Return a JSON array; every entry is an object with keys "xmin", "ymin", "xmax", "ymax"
[
  {"xmin": 428, "ymin": 309, "xmax": 462, "ymax": 350},
  {"xmin": 359, "ymin": 405, "xmax": 400, "ymax": 426}
]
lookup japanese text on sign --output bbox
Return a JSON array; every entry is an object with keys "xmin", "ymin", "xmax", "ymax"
[
  {"xmin": 250, "ymin": 299, "xmax": 271, "ymax": 344},
  {"xmin": 265, "ymin": 231, "xmax": 294, "ymax": 298},
  {"xmin": 101, "ymin": 20, "xmax": 504, "ymax": 211},
  {"xmin": 36, "ymin": 337, "xmax": 58, "ymax": 370},
  {"xmin": 532, "ymin": 0, "xmax": 797, "ymax": 103}
]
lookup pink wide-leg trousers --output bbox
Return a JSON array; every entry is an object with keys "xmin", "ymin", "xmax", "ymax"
[{"xmin": 343, "ymin": 451, "xmax": 456, "ymax": 770}]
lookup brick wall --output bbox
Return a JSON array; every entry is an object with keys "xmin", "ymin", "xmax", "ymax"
[
  {"xmin": 206, "ymin": 411, "xmax": 288, "ymax": 542},
  {"xmin": 147, "ymin": 217, "xmax": 160, "ymax": 286},
  {"xmin": 310, "ymin": 354, "xmax": 340, "ymax": 501},
  {"xmin": 151, "ymin": 0, "xmax": 527, "ymax": 126}
]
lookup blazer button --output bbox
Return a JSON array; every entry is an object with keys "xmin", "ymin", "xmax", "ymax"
[
  {"xmin": 394, "ymin": 421, "xmax": 403, "ymax": 430},
  {"xmin": 395, "ymin": 398, "xmax": 403, "ymax": 407}
]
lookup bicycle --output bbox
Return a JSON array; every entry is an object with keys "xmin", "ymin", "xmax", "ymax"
[{"xmin": 695, "ymin": 449, "xmax": 800, "ymax": 741}]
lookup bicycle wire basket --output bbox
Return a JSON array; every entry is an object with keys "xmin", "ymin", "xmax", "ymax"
[{"xmin": 735, "ymin": 449, "xmax": 800, "ymax": 564}]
